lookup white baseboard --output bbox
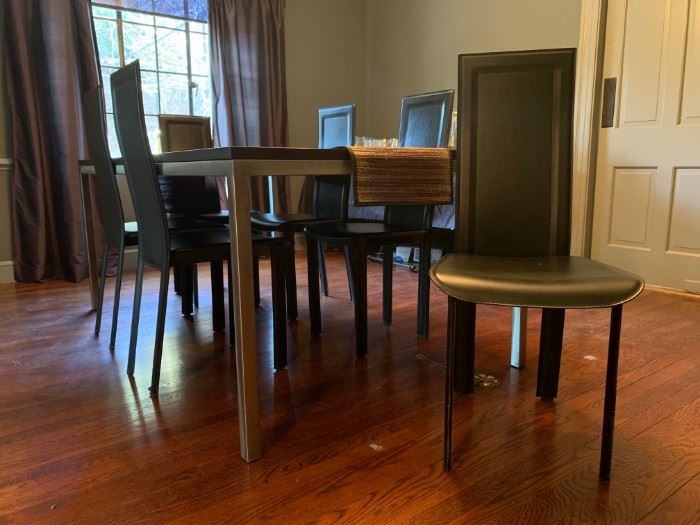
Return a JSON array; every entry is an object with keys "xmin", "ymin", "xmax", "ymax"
[
  {"xmin": 0, "ymin": 260, "xmax": 13, "ymax": 283},
  {"xmin": 123, "ymin": 247, "xmax": 138, "ymax": 271}
]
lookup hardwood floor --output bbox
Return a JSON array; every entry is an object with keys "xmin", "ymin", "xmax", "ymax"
[{"xmin": 0, "ymin": 253, "xmax": 699, "ymax": 524}]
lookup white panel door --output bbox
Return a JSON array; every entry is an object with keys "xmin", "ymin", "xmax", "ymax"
[{"xmin": 591, "ymin": 0, "xmax": 700, "ymax": 292}]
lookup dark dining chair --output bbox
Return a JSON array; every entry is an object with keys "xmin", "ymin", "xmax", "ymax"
[
  {"xmin": 305, "ymin": 90, "xmax": 454, "ymax": 358},
  {"xmin": 250, "ymin": 104, "xmax": 356, "ymax": 317},
  {"xmin": 83, "ymin": 86, "xmax": 234, "ymax": 349},
  {"xmin": 83, "ymin": 85, "xmax": 137, "ymax": 351},
  {"xmin": 157, "ymin": 113, "xmax": 221, "ymax": 314},
  {"xmin": 429, "ymin": 49, "xmax": 644, "ymax": 482},
  {"xmin": 111, "ymin": 60, "xmax": 289, "ymax": 396}
]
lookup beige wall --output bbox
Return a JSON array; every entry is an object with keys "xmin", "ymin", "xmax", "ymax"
[
  {"xmin": 285, "ymin": 0, "xmax": 367, "ymax": 209},
  {"xmin": 365, "ymin": 0, "xmax": 582, "ymax": 137}
]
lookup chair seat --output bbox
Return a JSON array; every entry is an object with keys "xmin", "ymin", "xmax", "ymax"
[
  {"xmin": 125, "ymin": 219, "xmax": 211, "ymax": 247},
  {"xmin": 167, "ymin": 229, "xmax": 277, "ymax": 265},
  {"xmin": 124, "ymin": 216, "xmax": 226, "ymax": 234},
  {"xmin": 192, "ymin": 210, "xmax": 230, "ymax": 223},
  {"xmin": 430, "ymin": 254, "xmax": 644, "ymax": 309},
  {"xmin": 305, "ymin": 220, "xmax": 425, "ymax": 240},
  {"xmin": 251, "ymin": 211, "xmax": 318, "ymax": 229}
]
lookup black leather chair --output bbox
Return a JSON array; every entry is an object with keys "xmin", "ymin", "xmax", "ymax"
[
  {"xmin": 84, "ymin": 86, "xmax": 217, "ymax": 349},
  {"xmin": 429, "ymin": 49, "xmax": 644, "ymax": 482},
  {"xmin": 111, "ymin": 61, "xmax": 289, "ymax": 396},
  {"xmin": 157, "ymin": 113, "xmax": 222, "ymax": 312},
  {"xmin": 250, "ymin": 104, "xmax": 356, "ymax": 318},
  {"xmin": 305, "ymin": 90, "xmax": 454, "ymax": 358},
  {"xmin": 83, "ymin": 85, "xmax": 138, "ymax": 351}
]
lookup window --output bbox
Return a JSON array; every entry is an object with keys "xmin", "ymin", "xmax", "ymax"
[{"xmin": 92, "ymin": 1, "xmax": 210, "ymax": 156}]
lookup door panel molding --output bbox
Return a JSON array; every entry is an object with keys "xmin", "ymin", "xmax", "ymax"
[
  {"xmin": 617, "ymin": 0, "xmax": 672, "ymax": 127},
  {"xmin": 667, "ymin": 167, "xmax": 700, "ymax": 254},
  {"xmin": 608, "ymin": 167, "xmax": 655, "ymax": 249},
  {"xmin": 679, "ymin": 0, "xmax": 700, "ymax": 124}
]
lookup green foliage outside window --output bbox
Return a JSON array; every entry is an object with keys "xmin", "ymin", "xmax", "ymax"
[{"xmin": 92, "ymin": 4, "xmax": 211, "ymax": 156}]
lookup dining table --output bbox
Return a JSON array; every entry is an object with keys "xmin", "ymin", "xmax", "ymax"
[{"xmin": 79, "ymin": 145, "xmax": 527, "ymax": 463}]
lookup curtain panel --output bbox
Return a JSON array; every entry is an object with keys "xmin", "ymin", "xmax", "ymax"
[
  {"xmin": 4, "ymin": 0, "xmax": 101, "ymax": 282},
  {"xmin": 209, "ymin": 0, "xmax": 289, "ymax": 212}
]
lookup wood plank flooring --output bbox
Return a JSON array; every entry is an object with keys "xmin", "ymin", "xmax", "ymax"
[{"xmin": 0, "ymin": 253, "xmax": 698, "ymax": 524}]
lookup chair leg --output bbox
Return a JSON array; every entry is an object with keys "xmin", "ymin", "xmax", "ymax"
[
  {"xmin": 344, "ymin": 245, "xmax": 355, "ymax": 303},
  {"xmin": 510, "ymin": 307, "xmax": 528, "ymax": 369},
  {"xmin": 109, "ymin": 247, "xmax": 125, "ymax": 351},
  {"xmin": 537, "ymin": 308, "xmax": 566, "ymax": 400},
  {"xmin": 382, "ymin": 245, "xmax": 393, "ymax": 326},
  {"xmin": 284, "ymin": 231, "xmax": 298, "ymax": 320},
  {"xmin": 253, "ymin": 255, "xmax": 261, "ymax": 307},
  {"xmin": 444, "ymin": 296, "xmax": 460, "ymax": 471},
  {"xmin": 417, "ymin": 236, "xmax": 431, "ymax": 337},
  {"xmin": 352, "ymin": 239, "xmax": 368, "ymax": 358},
  {"xmin": 149, "ymin": 268, "xmax": 170, "ymax": 397},
  {"xmin": 226, "ymin": 260, "xmax": 235, "ymax": 347},
  {"xmin": 600, "ymin": 304, "xmax": 623, "ymax": 483},
  {"xmin": 94, "ymin": 245, "xmax": 108, "ymax": 336},
  {"xmin": 127, "ymin": 256, "xmax": 145, "ymax": 375},
  {"xmin": 270, "ymin": 242, "xmax": 288, "ymax": 369},
  {"xmin": 193, "ymin": 265, "xmax": 199, "ymax": 309},
  {"xmin": 211, "ymin": 261, "xmax": 225, "ymax": 332},
  {"xmin": 452, "ymin": 299, "xmax": 476, "ymax": 394},
  {"xmin": 307, "ymin": 235, "xmax": 322, "ymax": 335},
  {"xmin": 180, "ymin": 265, "xmax": 194, "ymax": 317},
  {"xmin": 174, "ymin": 265, "xmax": 181, "ymax": 295},
  {"xmin": 319, "ymin": 241, "xmax": 329, "ymax": 297}
]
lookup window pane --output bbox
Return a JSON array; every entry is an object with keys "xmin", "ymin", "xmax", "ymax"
[
  {"xmin": 145, "ymin": 115, "xmax": 161, "ymax": 153},
  {"xmin": 140, "ymin": 71, "xmax": 160, "ymax": 115},
  {"xmin": 155, "ymin": 15, "xmax": 186, "ymax": 30},
  {"xmin": 94, "ymin": 19, "xmax": 120, "ymax": 67},
  {"xmin": 189, "ymin": 32, "xmax": 209, "ymax": 76},
  {"xmin": 121, "ymin": 10, "xmax": 154, "ymax": 25},
  {"xmin": 156, "ymin": 28, "xmax": 188, "ymax": 73},
  {"xmin": 188, "ymin": 0, "xmax": 208, "ymax": 22},
  {"xmin": 191, "ymin": 75, "xmax": 211, "ymax": 116},
  {"xmin": 108, "ymin": 0, "xmax": 154, "ymax": 11},
  {"xmin": 123, "ymin": 22, "xmax": 157, "ymax": 70},
  {"xmin": 159, "ymin": 73, "xmax": 190, "ymax": 114},
  {"xmin": 154, "ymin": 0, "xmax": 185, "ymax": 18},
  {"xmin": 106, "ymin": 113, "xmax": 121, "ymax": 157},
  {"xmin": 92, "ymin": 6, "xmax": 116, "ymax": 19},
  {"xmin": 189, "ymin": 21, "xmax": 207, "ymax": 34},
  {"xmin": 101, "ymin": 67, "xmax": 118, "ymax": 113}
]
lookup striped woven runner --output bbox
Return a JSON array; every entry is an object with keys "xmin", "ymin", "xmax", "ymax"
[{"xmin": 348, "ymin": 146, "xmax": 452, "ymax": 206}]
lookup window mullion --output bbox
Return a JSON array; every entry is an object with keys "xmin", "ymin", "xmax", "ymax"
[
  {"xmin": 186, "ymin": 23, "xmax": 194, "ymax": 115},
  {"xmin": 117, "ymin": 11, "xmax": 125, "ymax": 66},
  {"xmin": 184, "ymin": 0, "xmax": 194, "ymax": 115},
  {"xmin": 153, "ymin": 16, "xmax": 162, "ymax": 115}
]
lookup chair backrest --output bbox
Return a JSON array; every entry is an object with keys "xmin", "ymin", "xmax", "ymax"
[
  {"xmin": 158, "ymin": 114, "xmax": 220, "ymax": 215},
  {"xmin": 385, "ymin": 90, "xmax": 454, "ymax": 228},
  {"xmin": 314, "ymin": 104, "xmax": 356, "ymax": 219},
  {"xmin": 456, "ymin": 49, "xmax": 575, "ymax": 257},
  {"xmin": 318, "ymin": 104, "xmax": 355, "ymax": 149},
  {"xmin": 111, "ymin": 60, "xmax": 169, "ymax": 268},
  {"xmin": 82, "ymin": 85, "xmax": 126, "ymax": 251},
  {"xmin": 159, "ymin": 114, "xmax": 213, "ymax": 151}
]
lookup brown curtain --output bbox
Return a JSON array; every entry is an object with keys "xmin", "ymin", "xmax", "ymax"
[
  {"xmin": 4, "ymin": 0, "xmax": 100, "ymax": 282},
  {"xmin": 208, "ymin": 0, "xmax": 290, "ymax": 213}
]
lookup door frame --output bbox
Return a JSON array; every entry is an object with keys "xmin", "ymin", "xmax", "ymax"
[{"xmin": 571, "ymin": 0, "xmax": 608, "ymax": 256}]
